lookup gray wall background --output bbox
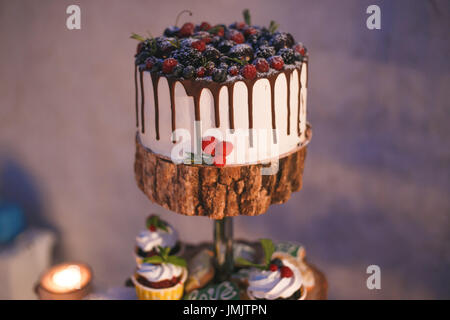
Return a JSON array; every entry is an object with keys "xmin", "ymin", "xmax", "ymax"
[{"xmin": 0, "ymin": 0, "xmax": 449, "ymax": 299}]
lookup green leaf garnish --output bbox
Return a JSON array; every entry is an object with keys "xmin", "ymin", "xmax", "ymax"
[
  {"xmin": 143, "ymin": 255, "xmax": 164, "ymax": 264},
  {"xmin": 260, "ymin": 238, "xmax": 275, "ymax": 266},
  {"xmin": 130, "ymin": 33, "xmax": 146, "ymax": 42},
  {"xmin": 207, "ymin": 25, "xmax": 224, "ymax": 34},
  {"xmin": 225, "ymin": 57, "xmax": 247, "ymax": 66},
  {"xmin": 166, "ymin": 256, "xmax": 187, "ymax": 268},
  {"xmin": 143, "ymin": 246, "xmax": 187, "ymax": 268},
  {"xmin": 168, "ymin": 38, "xmax": 180, "ymax": 49},
  {"xmin": 243, "ymin": 9, "xmax": 251, "ymax": 26},
  {"xmin": 235, "ymin": 257, "xmax": 266, "ymax": 270},
  {"xmin": 268, "ymin": 20, "xmax": 279, "ymax": 34}
]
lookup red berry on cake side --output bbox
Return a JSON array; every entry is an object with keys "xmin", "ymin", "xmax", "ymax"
[
  {"xmin": 199, "ymin": 22, "xmax": 212, "ymax": 31},
  {"xmin": 202, "ymin": 136, "xmax": 217, "ymax": 156},
  {"xmin": 196, "ymin": 66, "xmax": 206, "ymax": 78},
  {"xmin": 235, "ymin": 22, "xmax": 246, "ymax": 30},
  {"xmin": 228, "ymin": 65, "xmax": 239, "ymax": 76},
  {"xmin": 244, "ymin": 27, "xmax": 258, "ymax": 37},
  {"xmin": 293, "ymin": 43, "xmax": 306, "ymax": 56},
  {"xmin": 241, "ymin": 64, "xmax": 257, "ymax": 80},
  {"xmin": 268, "ymin": 56, "xmax": 284, "ymax": 71},
  {"xmin": 280, "ymin": 266, "xmax": 293, "ymax": 278},
  {"xmin": 254, "ymin": 58, "xmax": 269, "ymax": 73},
  {"xmin": 191, "ymin": 40, "xmax": 206, "ymax": 52},
  {"xmin": 162, "ymin": 58, "xmax": 178, "ymax": 74},
  {"xmin": 210, "ymin": 25, "xmax": 224, "ymax": 37},
  {"xmin": 179, "ymin": 22, "xmax": 194, "ymax": 37},
  {"xmin": 229, "ymin": 30, "xmax": 245, "ymax": 44}
]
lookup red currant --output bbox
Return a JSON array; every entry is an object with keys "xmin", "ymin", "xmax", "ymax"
[{"xmin": 280, "ymin": 266, "xmax": 294, "ymax": 278}]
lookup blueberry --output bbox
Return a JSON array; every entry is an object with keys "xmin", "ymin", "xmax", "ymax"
[
  {"xmin": 164, "ymin": 26, "xmax": 180, "ymax": 37},
  {"xmin": 182, "ymin": 66, "xmax": 195, "ymax": 79},
  {"xmin": 212, "ymin": 68, "xmax": 227, "ymax": 82}
]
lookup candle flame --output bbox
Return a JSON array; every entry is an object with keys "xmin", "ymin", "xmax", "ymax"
[{"xmin": 52, "ymin": 265, "xmax": 82, "ymax": 289}]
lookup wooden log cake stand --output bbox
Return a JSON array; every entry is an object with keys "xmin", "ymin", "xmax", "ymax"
[{"xmin": 135, "ymin": 125, "xmax": 312, "ymax": 220}]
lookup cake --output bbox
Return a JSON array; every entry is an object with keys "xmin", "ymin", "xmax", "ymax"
[{"xmin": 133, "ymin": 11, "xmax": 311, "ymax": 218}]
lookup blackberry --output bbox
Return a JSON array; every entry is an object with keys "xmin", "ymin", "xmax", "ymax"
[
  {"xmin": 155, "ymin": 37, "xmax": 177, "ymax": 58},
  {"xmin": 255, "ymin": 46, "xmax": 275, "ymax": 59},
  {"xmin": 203, "ymin": 46, "xmax": 221, "ymax": 62},
  {"xmin": 173, "ymin": 47, "xmax": 203, "ymax": 67},
  {"xmin": 270, "ymin": 32, "xmax": 294, "ymax": 50},
  {"xmin": 182, "ymin": 66, "xmax": 195, "ymax": 79},
  {"xmin": 217, "ymin": 40, "xmax": 235, "ymax": 54},
  {"xmin": 164, "ymin": 26, "xmax": 180, "ymax": 37},
  {"xmin": 172, "ymin": 64, "xmax": 184, "ymax": 77},
  {"xmin": 246, "ymin": 34, "xmax": 259, "ymax": 48},
  {"xmin": 294, "ymin": 52, "xmax": 303, "ymax": 62},
  {"xmin": 212, "ymin": 68, "xmax": 227, "ymax": 82},
  {"xmin": 205, "ymin": 61, "xmax": 216, "ymax": 75},
  {"xmin": 210, "ymin": 36, "xmax": 222, "ymax": 47},
  {"xmin": 278, "ymin": 48, "xmax": 295, "ymax": 64},
  {"xmin": 229, "ymin": 44, "xmax": 253, "ymax": 62},
  {"xmin": 180, "ymin": 38, "xmax": 196, "ymax": 48}
]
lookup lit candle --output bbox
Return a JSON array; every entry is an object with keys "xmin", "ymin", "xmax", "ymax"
[{"xmin": 37, "ymin": 262, "xmax": 92, "ymax": 300}]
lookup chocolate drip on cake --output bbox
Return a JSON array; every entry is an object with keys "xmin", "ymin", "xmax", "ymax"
[
  {"xmin": 139, "ymin": 70, "xmax": 145, "ymax": 133},
  {"xmin": 297, "ymin": 63, "xmax": 303, "ymax": 137},
  {"xmin": 135, "ymin": 65, "xmax": 139, "ymax": 127},
  {"xmin": 150, "ymin": 73, "xmax": 160, "ymax": 140},
  {"xmin": 135, "ymin": 65, "xmax": 305, "ymax": 144}
]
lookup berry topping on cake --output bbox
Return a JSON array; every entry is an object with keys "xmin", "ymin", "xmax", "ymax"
[
  {"xmin": 179, "ymin": 22, "xmax": 194, "ymax": 37},
  {"xmin": 196, "ymin": 66, "xmax": 206, "ymax": 78},
  {"xmin": 254, "ymin": 58, "xmax": 269, "ymax": 73},
  {"xmin": 199, "ymin": 21, "xmax": 212, "ymax": 31},
  {"xmin": 280, "ymin": 266, "xmax": 294, "ymax": 278},
  {"xmin": 191, "ymin": 40, "xmax": 206, "ymax": 52},
  {"xmin": 241, "ymin": 64, "xmax": 257, "ymax": 80},
  {"xmin": 268, "ymin": 55, "xmax": 284, "ymax": 70},
  {"xmin": 162, "ymin": 58, "xmax": 178, "ymax": 74},
  {"xmin": 131, "ymin": 9, "xmax": 307, "ymax": 81}
]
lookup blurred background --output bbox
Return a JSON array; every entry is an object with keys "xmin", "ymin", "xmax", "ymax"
[{"xmin": 0, "ymin": 0, "xmax": 449, "ymax": 299}]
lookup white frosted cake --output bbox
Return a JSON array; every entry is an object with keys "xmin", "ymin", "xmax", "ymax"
[{"xmin": 133, "ymin": 19, "xmax": 308, "ymax": 166}]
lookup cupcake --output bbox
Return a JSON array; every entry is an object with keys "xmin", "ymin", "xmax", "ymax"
[
  {"xmin": 236, "ymin": 239, "xmax": 307, "ymax": 300},
  {"xmin": 135, "ymin": 214, "xmax": 183, "ymax": 266},
  {"xmin": 131, "ymin": 247, "xmax": 187, "ymax": 300}
]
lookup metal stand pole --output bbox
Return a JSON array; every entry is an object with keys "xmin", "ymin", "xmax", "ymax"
[{"xmin": 213, "ymin": 217, "xmax": 233, "ymax": 282}]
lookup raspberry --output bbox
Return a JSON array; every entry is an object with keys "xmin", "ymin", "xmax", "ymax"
[
  {"xmin": 149, "ymin": 225, "xmax": 157, "ymax": 232},
  {"xmin": 280, "ymin": 266, "xmax": 293, "ymax": 278},
  {"xmin": 211, "ymin": 25, "xmax": 224, "ymax": 37},
  {"xmin": 293, "ymin": 43, "xmax": 306, "ymax": 56},
  {"xmin": 244, "ymin": 27, "xmax": 258, "ymax": 37},
  {"xmin": 241, "ymin": 64, "xmax": 257, "ymax": 80},
  {"xmin": 269, "ymin": 264, "xmax": 278, "ymax": 272},
  {"xmin": 199, "ymin": 22, "xmax": 212, "ymax": 31},
  {"xmin": 202, "ymin": 136, "xmax": 217, "ymax": 155},
  {"xmin": 235, "ymin": 22, "xmax": 246, "ymax": 30},
  {"xmin": 228, "ymin": 65, "xmax": 239, "ymax": 76},
  {"xmin": 268, "ymin": 55, "xmax": 284, "ymax": 70},
  {"xmin": 229, "ymin": 30, "xmax": 244, "ymax": 44},
  {"xmin": 254, "ymin": 58, "xmax": 269, "ymax": 73},
  {"xmin": 196, "ymin": 66, "xmax": 206, "ymax": 77},
  {"xmin": 216, "ymin": 141, "xmax": 233, "ymax": 156},
  {"xmin": 162, "ymin": 58, "xmax": 178, "ymax": 74},
  {"xmin": 179, "ymin": 22, "xmax": 194, "ymax": 37},
  {"xmin": 191, "ymin": 40, "xmax": 206, "ymax": 52}
]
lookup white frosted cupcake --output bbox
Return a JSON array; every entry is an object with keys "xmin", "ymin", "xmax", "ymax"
[
  {"xmin": 135, "ymin": 215, "xmax": 183, "ymax": 266},
  {"xmin": 247, "ymin": 259, "xmax": 306, "ymax": 300},
  {"xmin": 131, "ymin": 247, "xmax": 187, "ymax": 300}
]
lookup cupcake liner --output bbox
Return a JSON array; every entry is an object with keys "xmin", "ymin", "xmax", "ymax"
[
  {"xmin": 131, "ymin": 268, "xmax": 187, "ymax": 300},
  {"xmin": 247, "ymin": 284, "xmax": 307, "ymax": 301}
]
